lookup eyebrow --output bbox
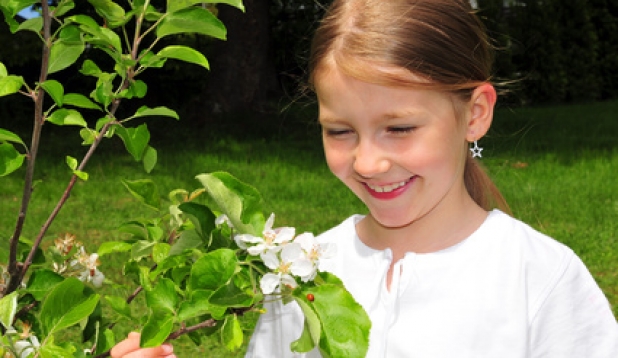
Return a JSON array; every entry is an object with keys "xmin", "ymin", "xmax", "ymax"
[{"xmin": 381, "ymin": 108, "xmax": 424, "ymax": 120}]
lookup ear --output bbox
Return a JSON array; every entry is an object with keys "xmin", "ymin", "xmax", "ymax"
[{"xmin": 465, "ymin": 83, "xmax": 496, "ymax": 142}]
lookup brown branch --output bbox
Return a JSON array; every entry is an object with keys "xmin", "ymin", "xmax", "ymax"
[
  {"xmin": 17, "ymin": 120, "xmax": 117, "ymax": 283},
  {"xmin": 5, "ymin": 0, "xmax": 53, "ymax": 296}
]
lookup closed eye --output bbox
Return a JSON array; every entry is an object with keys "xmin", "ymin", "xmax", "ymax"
[
  {"xmin": 388, "ymin": 126, "xmax": 415, "ymax": 134},
  {"xmin": 324, "ymin": 128, "xmax": 354, "ymax": 137}
]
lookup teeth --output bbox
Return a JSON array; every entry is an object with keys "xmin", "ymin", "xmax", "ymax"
[{"xmin": 367, "ymin": 179, "xmax": 409, "ymax": 193}]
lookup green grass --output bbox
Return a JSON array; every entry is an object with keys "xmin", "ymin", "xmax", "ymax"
[{"xmin": 1, "ymin": 99, "xmax": 617, "ymax": 355}]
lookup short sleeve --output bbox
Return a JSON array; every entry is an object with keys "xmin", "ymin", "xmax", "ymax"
[{"xmin": 529, "ymin": 253, "xmax": 618, "ymax": 357}]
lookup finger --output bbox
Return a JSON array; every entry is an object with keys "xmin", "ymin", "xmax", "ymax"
[
  {"xmin": 119, "ymin": 345, "xmax": 175, "ymax": 358},
  {"xmin": 111, "ymin": 333, "xmax": 175, "ymax": 357},
  {"xmin": 111, "ymin": 332, "xmax": 142, "ymax": 357}
]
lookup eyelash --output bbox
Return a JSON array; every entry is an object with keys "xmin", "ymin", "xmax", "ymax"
[
  {"xmin": 323, "ymin": 126, "xmax": 416, "ymax": 137},
  {"xmin": 388, "ymin": 126, "xmax": 415, "ymax": 134},
  {"xmin": 324, "ymin": 129, "xmax": 352, "ymax": 137}
]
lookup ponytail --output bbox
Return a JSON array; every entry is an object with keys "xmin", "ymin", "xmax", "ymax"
[{"xmin": 464, "ymin": 155, "xmax": 511, "ymax": 215}]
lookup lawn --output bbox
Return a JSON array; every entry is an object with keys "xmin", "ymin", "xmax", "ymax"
[{"xmin": 1, "ymin": 99, "xmax": 617, "ymax": 356}]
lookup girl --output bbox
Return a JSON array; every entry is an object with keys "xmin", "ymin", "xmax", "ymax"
[{"xmin": 112, "ymin": 0, "xmax": 618, "ymax": 357}]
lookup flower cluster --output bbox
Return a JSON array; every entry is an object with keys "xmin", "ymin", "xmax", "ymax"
[
  {"xmin": 228, "ymin": 214, "xmax": 335, "ymax": 295},
  {"xmin": 2, "ymin": 322, "xmax": 40, "ymax": 358},
  {"xmin": 51, "ymin": 233, "xmax": 105, "ymax": 287}
]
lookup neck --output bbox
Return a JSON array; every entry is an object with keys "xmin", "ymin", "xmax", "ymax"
[{"xmin": 357, "ymin": 193, "xmax": 488, "ymax": 263}]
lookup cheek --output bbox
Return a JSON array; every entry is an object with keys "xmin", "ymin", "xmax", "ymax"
[{"xmin": 323, "ymin": 144, "xmax": 349, "ymax": 178}]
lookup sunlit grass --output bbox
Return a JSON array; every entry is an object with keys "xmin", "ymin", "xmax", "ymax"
[{"xmin": 1, "ymin": 99, "xmax": 616, "ymax": 356}]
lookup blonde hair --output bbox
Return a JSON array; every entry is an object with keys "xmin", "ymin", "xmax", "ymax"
[{"xmin": 310, "ymin": 0, "xmax": 510, "ymax": 213}]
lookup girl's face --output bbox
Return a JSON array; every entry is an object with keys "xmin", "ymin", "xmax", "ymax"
[{"xmin": 316, "ymin": 67, "xmax": 476, "ymax": 230}]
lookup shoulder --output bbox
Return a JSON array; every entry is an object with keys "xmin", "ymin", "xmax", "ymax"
[
  {"xmin": 480, "ymin": 210, "xmax": 574, "ymax": 267},
  {"xmin": 316, "ymin": 214, "xmax": 364, "ymax": 244}
]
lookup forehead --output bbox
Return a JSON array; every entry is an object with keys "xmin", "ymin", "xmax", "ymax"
[
  {"xmin": 312, "ymin": 55, "xmax": 432, "ymax": 90},
  {"xmin": 315, "ymin": 65, "xmax": 460, "ymax": 124}
]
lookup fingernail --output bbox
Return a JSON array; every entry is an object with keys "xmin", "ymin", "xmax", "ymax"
[{"xmin": 162, "ymin": 344, "xmax": 174, "ymax": 354}]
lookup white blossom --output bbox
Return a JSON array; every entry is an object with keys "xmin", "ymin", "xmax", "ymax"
[
  {"xmin": 75, "ymin": 248, "xmax": 105, "ymax": 287},
  {"xmin": 215, "ymin": 214, "xmax": 234, "ymax": 228},
  {"xmin": 234, "ymin": 213, "xmax": 295, "ymax": 255},
  {"xmin": 14, "ymin": 335, "xmax": 39, "ymax": 358}
]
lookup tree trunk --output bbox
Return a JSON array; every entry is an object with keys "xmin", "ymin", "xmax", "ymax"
[{"xmin": 194, "ymin": 0, "xmax": 281, "ymax": 118}]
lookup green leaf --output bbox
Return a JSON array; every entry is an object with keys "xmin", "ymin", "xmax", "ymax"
[
  {"xmin": 119, "ymin": 80, "xmax": 147, "ymax": 99},
  {"xmin": 93, "ymin": 75, "xmax": 115, "ymax": 107},
  {"xmin": 54, "ymin": 0, "xmax": 75, "ymax": 17},
  {"xmin": 0, "ymin": 0, "xmax": 38, "ymax": 32},
  {"xmin": 0, "ymin": 291, "xmax": 18, "ymax": 330},
  {"xmin": 291, "ymin": 297, "xmax": 321, "ymax": 352},
  {"xmin": 40, "ymin": 278, "xmax": 100, "ymax": 336},
  {"xmin": 178, "ymin": 202, "xmax": 216, "ymax": 238},
  {"xmin": 0, "ymin": 128, "xmax": 25, "ymax": 146},
  {"xmin": 26, "ymin": 270, "xmax": 65, "ymax": 301},
  {"xmin": 97, "ymin": 241, "xmax": 132, "ymax": 256},
  {"xmin": 105, "ymin": 295, "xmax": 132, "ymax": 319},
  {"xmin": 150, "ymin": 255, "xmax": 186, "ymax": 280},
  {"xmin": 138, "ymin": 265, "xmax": 153, "ymax": 291},
  {"xmin": 221, "ymin": 314, "xmax": 243, "ymax": 351},
  {"xmin": 177, "ymin": 289, "xmax": 215, "ymax": 321},
  {"xmin": 74, "ymin": 169, "xmax": 89, "ymax": 181},
  {"xmin": 142, "ymin": 145, "xmax": 157, "ymax": 173},
  {"xmin": 94, "ymin": 327, "xmax": 116, "ymax": 356},
  {"xmin": 0, "ymin": 75, "xmax": 24, "ymax": 96},
  {"xmin": 80, "ymin": 128, "xmax": 98, "ymax": 145},
  {"xmin": 190, "ymin": 249, "xmax": 237, "ymax": 291},
  {"xmin": 152, "ymin": 242, "xmax": 170, "ymax": 264},
  {"xmin": 39, "ymin": 339, "xmax": 76, "ymax": 358},
  {"xmin": 210, "ymin": 280, "xmax": 254, "ymax": 308},
  {"xmin": 0, "ymin": 142, "xmax": 26, "ymax": 176},
  {"xmin": 122, "ymin": 178, "xmax": 160, "ymax": 210},
  {"xmin": 156, "ymin": 7, "xmax": 226, "ymax": 40},
  {"xmin": 48, "ymin": 28, "xmax": 85, "ymax": 74},
  {"xmin": 46, "ymin": 109, "xmax": 88, "ymax": 127},
  {"xmin": 115, "ymin": 124, "xmax": 151, "ymax": 161},
  {"xmin": 140, "ymin": 312, "xmax": 174, "ymax": 348},
  {"xmin": 167, "ymin": 0, "xmax": 244, "ymax": 13},
  {"xmin": 80, "ymin": 59, "xmax": 103, "ymax": 77},
  {"xmin": 296, "ymin": 277, "xmax": 371, "ymax": 358},
  {"xmin": 0, "ymin": 62, "xmax": 7, "ymax": 77},
  {"xmin": 78, "ymin": 20, "xmax": 122, "ymax": 53},
  {"xmin": 196, "ymin": 172, "xmax": 265, "ymax": 236},
  {"xmin": 63, "ymin": 93, "xmax": 102, "ymax": 110},
  {"xmin": 157, "ymin": 45, "xmax": 209, "ymax": 70},
  {"xmin": 138, "ymin": 52, "xmax": 167, "ymax": 69},
  {"xmin": 41, "ymin": 80, "xmax": 65, "ymax": 107},
  {"xmin": 131, "ymin": 105, "xmax": 179, "ymax": 120},
  {"xmin": 66, "ymin": 155, "xmax": 78, "ymax": 170},
  {"xmin": 131, "ymin": 240, "xmax": 156, "ymax": 261},
  {"xmin": 169, "ymin": 230, "xmax": 203, "ymax": 256},
  {"xmin": 87, "ymin": 0, "xmax": 128, "ymax": 28},
  {"xmin": 145, "ymin": 278, "xmax": 177, "ymax": 314},
  {"xmin": 16, "ymin": 16, "xmax": 42, "ymax": 34}
]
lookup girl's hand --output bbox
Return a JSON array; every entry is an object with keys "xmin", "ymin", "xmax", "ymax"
[{"xmin": 110, "ymin": 332, "xmax": 176, "ymax": 358}]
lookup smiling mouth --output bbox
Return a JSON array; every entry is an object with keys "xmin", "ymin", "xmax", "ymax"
[{"xmin": 366, "ymin": 178, "xmax": 413, "ymax": 193}]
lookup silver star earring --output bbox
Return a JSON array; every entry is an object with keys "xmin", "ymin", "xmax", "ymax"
[{"xmin": 470, "ymin": 140, "xmax": 483, "ymax": 158}]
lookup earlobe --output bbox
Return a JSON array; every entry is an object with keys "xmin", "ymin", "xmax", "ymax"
[{"xmin": 466, "ymin": 83, "xmax": 496, "ymax": 142}]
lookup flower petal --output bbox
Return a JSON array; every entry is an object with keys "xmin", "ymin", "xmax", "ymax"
[
  {"xmin": 264, "ymin": 213, "xmax": 275, "ymax": 231},
  {"xmin": 280, "ymin": 243, "xmax": 302, "ymax": 262},
  {"xmin": 280, "ymin": 274, "xmax": 298, "ymax": 289},
  {"xmin": 294, "ymin": 232, "xmax": 317, "ymax": 251},
  {"xmin": 261, "ymin": 250, "xmax": 280, "ymax": 269},
  {"xmin": 260, "ymin": 273, "xmax": 281, "ymax": 294},
  {"xmin": 290, "ymin": 258, "xmax": 315, "ymax": 278}
]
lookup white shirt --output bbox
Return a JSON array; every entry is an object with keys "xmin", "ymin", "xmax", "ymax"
[{"xmin": 246, "ymin": 210, "xmax": 618, "ymax": 357}]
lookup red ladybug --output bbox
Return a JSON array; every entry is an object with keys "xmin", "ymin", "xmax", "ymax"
[{"xmin": 307, "ymin": 293, "xmax": 315, "ymax": 302}]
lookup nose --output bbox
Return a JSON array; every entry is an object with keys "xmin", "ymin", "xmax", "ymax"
[{"xmin": 353, "ymin": 138, "xmax": 390, "ymax": 178}]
